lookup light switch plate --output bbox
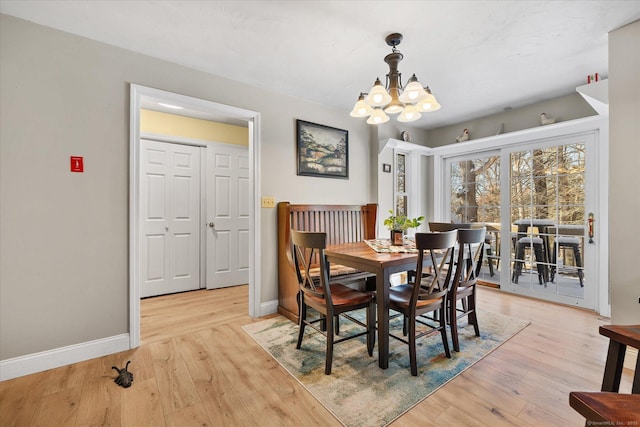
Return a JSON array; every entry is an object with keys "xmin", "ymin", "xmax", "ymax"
[{"xmin": 261, "ymin": 196, "xmax": 275, "ymax": 208}]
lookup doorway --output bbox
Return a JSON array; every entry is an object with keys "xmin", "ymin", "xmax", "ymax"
[
  {"xmin": 434, "ymin": 117, "xmax": 609, "ymax": 314},
  {"xmin": 129, "ymin": 84, "xmax": 261, "ymax": 348}
]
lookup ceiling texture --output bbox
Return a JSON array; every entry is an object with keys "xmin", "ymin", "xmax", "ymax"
[{"xmin": 2, "ymin": 0, "xmax": 639, "ymax": 130}]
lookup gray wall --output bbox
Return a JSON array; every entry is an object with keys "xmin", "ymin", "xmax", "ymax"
[
  {"xmin": 0, "ymin": 14, "xmax": 373, "ymax": 360},
  {"xmin": 609, "ymin": 20, "xmax": 640, "ymax": 324},
  {"xmin": 425, "ymin": 93, "xmax": 597, "ymax": 147}
]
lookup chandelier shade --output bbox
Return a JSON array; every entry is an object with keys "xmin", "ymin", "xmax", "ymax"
[
  {"xmin": 366, "ymin": 108, "xmax": 390, "ymax": 124},
  {"xmin": 351, "ymin": 33, "xmax": 441, "ymax": 125},
  {"xmin": 349, "ymin": 93, "xmax": 374, "ymax": 117},
  {"xmin": 416, "ymin": 87, "xmax": 441, "ymax": 112},
  {"xmin": 397, "ymin": 104, "xmax": 422, "ymax": 122},
  {"xmin": 365, "ymin": 78, "xmax": 392, "ymax": 107}
]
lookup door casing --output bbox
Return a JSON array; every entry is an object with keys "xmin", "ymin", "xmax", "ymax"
[{"xmin": 129, "ymin": 84, "xmax": 261, "ymax": 348}]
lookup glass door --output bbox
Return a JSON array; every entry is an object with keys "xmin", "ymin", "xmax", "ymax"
[
  {"xmin": 505, "ymin": 134, "xmax": 594, "ymax": 307},
  {"xmin": 444, "ymin": 132, "xmax": 597, "ymax": 309},
  {"xmin": 448, "ymin": 153, "xmax": 502, "ymax": 284}
]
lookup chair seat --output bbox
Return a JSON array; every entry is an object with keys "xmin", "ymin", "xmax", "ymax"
[
  {"xmin": 305, "ymin": 283, "xmax": 374, "ymax": 306},
  {"xmin": 556, "ymin": 236, "xmax": 580, "ymax": 245},
  {"xmin": 389, "ymin": 284, "xmax": 442, "ymax": 310},
  {"xmin": 518, "ymin": 236, "xmax": 543, "ymax": 245},
  {"xmin": 307, "ymin": 263, "xmax": 363, "ymax": 278}
]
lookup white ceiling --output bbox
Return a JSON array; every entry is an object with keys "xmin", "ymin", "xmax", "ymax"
[{"xmin": 2, "ymin": 0, "xmax": 639, "ymax": 130}]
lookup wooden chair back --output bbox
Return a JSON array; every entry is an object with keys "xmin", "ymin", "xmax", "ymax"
[
  {"xmin": 429, "ymin": 222, "xmax": 471, "ymax": 232},
  {"xmin": 453, "ymin": 228, "xmax": 486, "ymax": 288},
  {"xmin": 290, "ymin": 230, "xmax": 333, "ymax": 306},
  {"xmin": 412, "ymin": 230, "xmax": 458, "ymax": 301}
]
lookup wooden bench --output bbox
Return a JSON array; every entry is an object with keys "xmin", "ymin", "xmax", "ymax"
[
  {"xmin": 277, "ymin": 202, "xmax": 377, "ymax": 323},
  {"xmin": 569, "ymin": 391, "xmax": 640, "ymax": 424}
]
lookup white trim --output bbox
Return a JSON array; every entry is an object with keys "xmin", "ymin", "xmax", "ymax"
[
  {"xmin": 379, "ymin": 138, "xmax": 432, "ymax": 155},
  {"xmin": 430, "ymin": 116, "xmax": 606, "ymax": 157},
  {"xmin": 129, "ymin": 84, "xmax": 262, "ymax": 352},
  {"xmin": 258, "ymin": 299, "xmax": 279, "ymax": 318},
  {"xmin": 0, "ymin": 334, "xmax": 130, "ymax": 381}
]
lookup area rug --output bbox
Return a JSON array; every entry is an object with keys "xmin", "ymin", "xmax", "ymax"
[{"xmin": 242, "ymin": 310, "xmax": 529, "ymax": 427}]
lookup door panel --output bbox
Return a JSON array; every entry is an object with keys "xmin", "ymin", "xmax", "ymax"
[
  {"xmin": 444, "ymin": 132, "xmax": 597, "ymax": 309},
  {"xmin": 206, "ymin": 143, "xmax": 250, "ymax": 289},
  {"xmin": 140, "ymin": 139, "xmax": 201, "ymax": 298},
  {"xmin": 506, "ymin": 138, "xmax": 591, "ymax": 306}
]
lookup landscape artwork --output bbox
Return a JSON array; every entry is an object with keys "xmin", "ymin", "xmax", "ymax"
[{"xmin": 296, "ymin": 120, "xmax": 348, "ymax": 179}]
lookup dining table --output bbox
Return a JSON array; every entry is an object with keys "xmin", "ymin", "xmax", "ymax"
[{"xmin": 324, "ymin": 239, "xmax": 427, "ymax": 369}]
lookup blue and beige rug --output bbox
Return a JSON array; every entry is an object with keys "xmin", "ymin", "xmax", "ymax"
[{"xmin": 243, "ymin": 310, "xmax": 529, "ymax": 427}]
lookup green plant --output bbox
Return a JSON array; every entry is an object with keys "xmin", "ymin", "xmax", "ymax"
[{"xmin": 383, "ymin": 210, "xmax": 424, "ymax": 231}]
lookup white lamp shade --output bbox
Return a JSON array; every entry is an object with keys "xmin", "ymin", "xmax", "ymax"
[
  {"xmin": 383, "ymin": 99, "xmax": 404, "ymax": 114},
  {"xmin": 350, "ymin": 96, "xmax": 373, "ymax": 117},
  {"xmin": 417, "ymin": 87, "xmax": 441, "ymax": 112},
  {"xmin": 397, "ymin": 104, "xmax": 422, "ymax": 122},
  {"xmin": 366, "ymin": 108, "xmax": 390, "ymax": 124},
  {"xmin": 365, "ymin": 79, "xmax": 392, "ymax": 107},
  {"xmin": 399, "ymin": 80, "xmax": 428, "ymax": 104},
  {"xmin": 416, "ymin": 93, "xmax": 441, "ymax": 112}
]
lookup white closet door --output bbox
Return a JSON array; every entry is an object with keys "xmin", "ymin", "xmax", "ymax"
[
  {"xmin": 206, "ymin": 143, "xmax": 249, "ymax": 289},
  {"xmin": 140, "ymin": 139, "xmax": 201, "ymax": 298}
]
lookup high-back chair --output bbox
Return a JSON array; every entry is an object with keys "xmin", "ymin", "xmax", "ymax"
[
  {"xmin": 388, "ymin": 230, "xmax": 457, "ymax": 376},
  {"xmin": 448, "ymin": 228, "xmax": 486, "ymax": 352},
  {"xmin": 428, "ymin": 222, "xmax": 471, "ymax": 232},
  {"xmin": 406, "ymin": 222, "xmax": 470, "ymax": 283},
  {"xmin": 291, "ymin": 230, "xmax": 376, "ymax": 375}
]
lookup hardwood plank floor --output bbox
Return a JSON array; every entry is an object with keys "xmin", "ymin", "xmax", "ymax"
[{"xmin": 0, "ymin": 285, "xmax": 634, "ymax": 426}]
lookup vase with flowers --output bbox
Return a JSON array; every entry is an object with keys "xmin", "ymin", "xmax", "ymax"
[{"xmin": 383, "ymin": 210, "xmax": 424, "ymax": 246}]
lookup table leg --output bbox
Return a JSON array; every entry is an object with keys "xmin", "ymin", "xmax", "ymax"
[
  {"xmin": 376, "ymin": 269, "xmax": 390, "ymax": 369},
  {"xmin": 601, "ymin": 340, "xmax": 626, "ymax": 392},
  {"xmin": 633, "ymin": 353, "xmax": 640, "ymax": 394}
]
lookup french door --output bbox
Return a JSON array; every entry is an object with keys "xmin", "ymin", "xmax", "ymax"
[{"xmin": 444, "ymin": 132, "xmax": 598, "ymax": 309}]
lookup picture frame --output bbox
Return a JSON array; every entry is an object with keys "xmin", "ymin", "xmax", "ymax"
[
  {"xmin": 382, "ymin": 163, "xmax": 391, "ymax": 173},
  {"xmin": 296, "ymin": 119, "xmax": 348, "ymax": 179}
]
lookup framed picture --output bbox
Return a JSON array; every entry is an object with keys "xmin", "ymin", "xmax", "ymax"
[
  {"xmin": 382, "ymin": 163, "xmax": 391, "ymax": 173},
  {"xmin": 296, "ymin": 120, "xmax": 348, "ymax": 179}
]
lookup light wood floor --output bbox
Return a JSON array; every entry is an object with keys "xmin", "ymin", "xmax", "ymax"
[{"xmin": 0, "ymin": 285, "xmax": 634, "ymax": 426}]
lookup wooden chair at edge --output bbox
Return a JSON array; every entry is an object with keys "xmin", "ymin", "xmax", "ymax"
[
  {"xmin": 388, "ymin": 230, "xmax": 457, "ymax": 376},
  {"xmin": 448, "ymin": 227, "xmax": 486, "ymax": 352},
  {"xmin": 290, "ymin": 230, "xmax": 376, "ymax": 375}
]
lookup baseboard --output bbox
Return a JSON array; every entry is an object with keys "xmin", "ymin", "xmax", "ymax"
[
  {"xmin": 258, "ymin": 299, "xmax": 279, "ymax": 318},
  {"xmin": 624, "ymin": 347, "xmax": 638, "ymax": 371},
  {"xmin": 0, "ymin": 333, "xmax": 130, "ymax": 381}
]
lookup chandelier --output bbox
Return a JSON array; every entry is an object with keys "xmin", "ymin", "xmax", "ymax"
[{"xmin": 350, "ymin": 33, "xmax": 441, "ymax": 125}]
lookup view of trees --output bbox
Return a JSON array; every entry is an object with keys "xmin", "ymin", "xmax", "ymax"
[{"xmin": 450, "ymin": 143, "xmax": 586, "ymax": 226}]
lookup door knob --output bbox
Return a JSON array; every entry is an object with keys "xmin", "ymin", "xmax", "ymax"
[{"xmin": 208, "ymin": 222, "xmax": 215, "ymax": 228}]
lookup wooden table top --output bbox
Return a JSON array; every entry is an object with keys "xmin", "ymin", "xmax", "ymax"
[
  {"xmin": 599, "ymin": 324, "xmax": 640, "ymax": 349},
  {"xmin": 325, "ymin": 241, "xmax": 428, "ymax": 271},
  {"xmin": 570, "ymin": 391, "xmax": 640, "ymax": 423}
]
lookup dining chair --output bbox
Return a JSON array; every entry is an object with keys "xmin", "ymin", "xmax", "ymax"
[
  {"xmin": 428, "ymin": 222, "xmax": 471, "ymax": 232},
  {"xmin": 429, "ymin": 222, "xmax": 494, "ymax": 277},
  {"xmin": 406, "ymin": 222, "xmax": 470, "ymax": 283},
  {"xmin": 290, "ymin": 229, "xmax": 376, "ymax": 375},
  {"xmin": 389, "ymin": 230, "xmax": 457, "ymax": 376},
  {"xmin": 448, "ymin": 227, "xmax": 486, "ymax": 352}
]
